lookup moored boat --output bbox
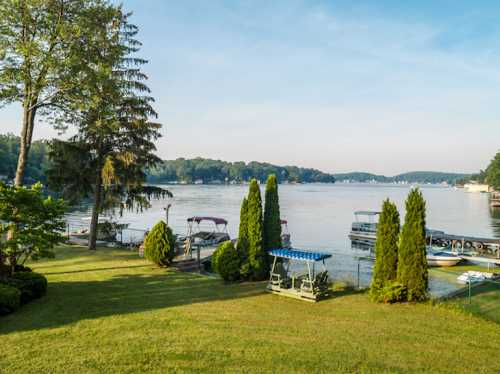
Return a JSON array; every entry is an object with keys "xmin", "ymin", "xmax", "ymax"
[{"xmin": 426, "ymin": 251, "xmax": 462, "ymax": 267}]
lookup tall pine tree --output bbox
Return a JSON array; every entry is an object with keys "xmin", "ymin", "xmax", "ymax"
[
  {"xmin": 237, "ymin": 197, "xmax": 250, "ymax": 279},
  {"xmin": 397, "ymin": 188, "xmax": 428, "ymax": 301},
  {"xmin": 370, "ymin": 199, "xmax": 400, "ymax": 296},
  {"xmin": 246, "ymin": 179, "xmax": 267, "ymax": 280},
  {"xmin": 263, "ymin": 174, "xmax": 282, "ymax": 250}
]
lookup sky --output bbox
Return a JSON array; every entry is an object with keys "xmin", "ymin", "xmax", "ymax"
[{"xmin": 1, "ymin": 0, "xmax": 500, "ymax": 175}]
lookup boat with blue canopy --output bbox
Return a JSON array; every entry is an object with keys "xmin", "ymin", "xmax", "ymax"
[{"xmin": 267, "ymin": 248, "xmax": 332, "ymax": 302}]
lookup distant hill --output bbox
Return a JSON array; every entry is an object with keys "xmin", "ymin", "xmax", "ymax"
[
  {"xmin": 334, "ymin": 171, "xmax": 471, "ymax": 184},
  {"xmin": 147, "ymin": 158, "xmax": 336, "ymax": 184}
]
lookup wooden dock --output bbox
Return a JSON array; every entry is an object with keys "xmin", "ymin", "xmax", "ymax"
[
  {"xmin": 173, "ymin": 245, "xmax": 217, "ymax": 272},
  {"xmin": 429, "ymin": 232, "xmax": 500, "ymax": 264}
]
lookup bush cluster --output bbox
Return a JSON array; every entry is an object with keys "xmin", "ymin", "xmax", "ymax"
[
  {"xmin": 370, "ymin": 188, "xmax": 428, "ymax": 303},
  {"xmin": 212, "ymin": 241, "xmax": 240, "ymax": 282},
  {"xmin": 369, "ymin": 281, "xmax": 407, "ymax": 304},
  {"xmin": 144, "ymin": 221, "xmax": 176, "ymax": 267},
  {"xmin": 0, "ymin": 271, "xmax": 47, "ymax": 314},
  {"xmin": 0, "ymin": 284, "xmax": 21, "ymax": 315}
]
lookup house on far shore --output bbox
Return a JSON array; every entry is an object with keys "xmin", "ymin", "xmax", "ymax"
[{"xmin": 464, "ymin": 181, "xmax": 491, "ymax": 193}]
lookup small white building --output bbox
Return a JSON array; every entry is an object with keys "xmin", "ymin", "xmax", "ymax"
[{"xmin": 464, "ymin": 182, "xmax": 490, "ymax": 193}]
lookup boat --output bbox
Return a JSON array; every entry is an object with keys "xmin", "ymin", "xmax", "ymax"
[
  {"xmin": 71, "ymin": 217, "xmax": 129, "ymax": 242},
  {"xmin": 177, "ymin": 216, "xmax": 231, "ymax": 257},
  {"xmin": 426, "ymin": 251, "xmax": 462, "ymax": 267},
  {"xmin": 281, "ymin": 219, "xmax": 292, "ymax": 249},
  {"xmin": 348, "ymin": 211, "xmax": 380, "ymax": 241},
  {"xmin": 349, "ymin": 211, "xmax": 445, "ymax": 242},
  {"xmin": 456, "ymin": 271, "xmax": 493, "ymax": 284}
]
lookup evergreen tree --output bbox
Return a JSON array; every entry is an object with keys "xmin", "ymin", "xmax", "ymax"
[
  {"xmin": 144, "ymin": 221, "xmax": 175, "ymax": 267},
  {"xmin": 46, "ymin": 7, "xmax": 170, "ymax": 250},
  {"xmin": 246, "ymin": 179, "xmax": 267, "ymax": 280},
  {"xmin": 397, "ymin": 188, "xmax": 428, "ymax": 301},
  {"xmin": 486, "ymin": 152, "xmax": 500, "ymax": 191},
  {"xmin": 237, "ymin": 197, "xmax": 251, "ymax": 279},
  {"xmin": 370, "ymin": 199, "xmax": 400, "ymax": 297},
  {"xmin": 263, "ymin": 175, "xmax": 282, "ymax": 250}
]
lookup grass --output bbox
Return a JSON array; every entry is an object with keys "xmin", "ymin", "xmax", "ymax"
[{"xmin": 1, "ymin": 246, "xmax": 500, "ymax": 373}]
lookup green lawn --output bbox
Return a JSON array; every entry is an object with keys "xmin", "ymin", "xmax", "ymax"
[{"xmin": 1, "ymin": 246, "xmax": 499, "ymax": 373}]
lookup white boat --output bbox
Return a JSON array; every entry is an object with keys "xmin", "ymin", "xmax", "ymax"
[
  {"xmin": 457, "ymin": 271, "xmax": 491, "ymax": 284},
  {"xmin": 426, "ymin": 251, "xmax": 462, "ymax": 267}
]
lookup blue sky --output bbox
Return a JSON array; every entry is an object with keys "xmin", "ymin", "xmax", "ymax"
[{"xmin": 2, "ymin": 0, "xmax": 500, "ymax": 174}]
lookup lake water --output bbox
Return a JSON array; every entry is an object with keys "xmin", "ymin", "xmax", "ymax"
[{"xmin": 67, "ymin": 183, "xmax": 500, "ymax": 296}]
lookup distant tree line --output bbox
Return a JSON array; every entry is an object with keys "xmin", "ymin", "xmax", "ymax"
[
  {"xmin": 0, "ymin": 134, "xmax": 49, "ymax": 185},
  {"xmin": 334, "ymin": 171, "xmax": 471, "ymax": 185},
  {"xmin": 147, "ymin": 158, "xmax": 337, "ymax": 184},
  {"xmin": 455, "ymin": 151, "xmax": 500, "ymax": 190}
]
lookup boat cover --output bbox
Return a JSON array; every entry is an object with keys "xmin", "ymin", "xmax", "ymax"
[
  {"xmin": 269, "ymin": 248, "xmax": 332, "ymax": 262},
  {"xmin": 354, "ymin": 211, "xmax": 380, "ymax": 216},
  {"xmin": 187, "ymin": 216, "xmax": 228, "ymax": 225}
]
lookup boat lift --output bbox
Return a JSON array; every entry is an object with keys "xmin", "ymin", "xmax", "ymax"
[{"xmin": 267, "ymin": 248, "xmax": 332, "ymax": 302}]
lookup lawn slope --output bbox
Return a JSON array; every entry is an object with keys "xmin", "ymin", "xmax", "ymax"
[{"xmin": 1, "ymin": 246, "xmax": 499, "ymax": 373}]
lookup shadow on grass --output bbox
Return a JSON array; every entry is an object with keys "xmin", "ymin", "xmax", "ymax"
[
  {"xmin": 0, "ymin": 271, "xmax": 265, "ymax": 335},
  {"xmin": 43, "ymin": 264, "xmax": 153, "ymax": 275}
]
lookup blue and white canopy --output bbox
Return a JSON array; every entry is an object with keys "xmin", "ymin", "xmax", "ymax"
[{"xmin": 268, "ymin": 248, "xmax": 332, "ymax": 262}]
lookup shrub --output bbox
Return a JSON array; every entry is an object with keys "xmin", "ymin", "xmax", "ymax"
[
  {"xmin": 0, "ymin": 283, "xmax": 21, "ymax": 314},
  {"xmin": 214, "ymin": 241, "xmax": 240, "ymax": 282},
  {"xmin": 370, "ymin": 281, "xmax": 407, "ymax": 304},
  {"xmin": 247, "ymin": 179, "xmax": 268, "ymax": 280},
  {"xmin": 144, "ymin": 221, "xmax": 176, "ymax": 267},
  {"xmin": 263, "ymin": 174, "xmax": 282, "ymax": 251},
  {"xmin": 211, "ymin": 244, "xmax": 223, "ymax": 274},
  {"xmin": 398, "ymin": 188, "xmax": 428, "ymax": 302},
  {"xmin": 0, "ymin": 263, "xmax": 32, "ymax": 278},
  {"xmin": 8, "ymin": 271, "xmax": 48, "ymax": 303},
  {"xmin": 237, "ymin": 197, "xmax": 250, "ymax": 279}
]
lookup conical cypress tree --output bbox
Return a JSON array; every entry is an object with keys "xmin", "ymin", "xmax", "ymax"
[
  {"xmin": 397, "ymin": 188, "xmax": 428, "ymax": 301},
  {"xmin": 246, "ymin": 179, "xmax": 267, "ymax": 280},
  {"xmin": 263, "ymin": 174, "xmax": 282, "ymax": 250},
  {"xmin": 237, "ymin": 197, "xmax": 251, "ymax": 279},
  {"xmin": 370, "ymin": 199, "xmax": 400, "ymax": 297}
]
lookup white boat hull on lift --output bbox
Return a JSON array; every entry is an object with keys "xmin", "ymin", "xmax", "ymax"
[{"xmin": 426, "ymin": 252, "xmax": 462, "ymax": 267}]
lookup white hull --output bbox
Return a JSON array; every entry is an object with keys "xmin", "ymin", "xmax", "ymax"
[
  {"xmin": 426, "ymin": 255, "xmax": 462, "ymax": 267},
  {"xmin": 348, "ymin": 231, "xmax": 377, "ymax": 241}
]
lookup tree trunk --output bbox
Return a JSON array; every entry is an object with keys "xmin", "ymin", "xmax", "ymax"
[
  {"xmin": 88, "ymin": 167, "xmax": 103, "ymax": 250},
  {"xmin": 15, "ymin": 102, "xmax": 37, "ymax": 187}
]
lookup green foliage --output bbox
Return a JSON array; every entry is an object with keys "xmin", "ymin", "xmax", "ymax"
[
  {"xmin": 246, "ymin": 179, "xmax": 268, "ymax": 280},
  {"xmin": 147, "ymin": 158, "xmax": 336, "ymax": 184},
  {"xmin": 486, "ymin": 152, "xmax": 500, "ymax": 191},
  {"xmin": 236, "ymin": 197, "xmax": 251, "ymax": 279},
  {"xmin": 0, "ymin": 283, "xmax": 21, "ymax": 315},
  {"xmin": 0, "ymin": 182, "xmax": 65, "ymax": 273},
  {"xmin": 0, "ymin": 134, "xmax": 50, "ymax": 184},
  {"xmin": 45, "ymin": 7, "xmax": 169, "ymax": 249},
  {"xmin": 397, "ymin": 188, "xmax": 428, "ymax": 302},
  {"xmin": 6, "ymin": 272, "xmax": 48, "ymax": 304},
  {"xmin": 0, "ymin": 0, "xmax": 125, "ymax": 185},
  {"xmin": 213, "ymin": 241, "xmax": 240, "ymax": 282},
  {"xmin": 144, "ymin": 221, "xmax": 175, "ymax": 267},
  {"xmin": 263, "ymin": 175, "xmax": 282, "ymax": 250},
  {"xmin": 369, "ymin": 281, "xmax": 407, "ymax": 304},
  {"xmin": 370, "ymin": 199, "xmax": 400, "ymax": 299}
]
